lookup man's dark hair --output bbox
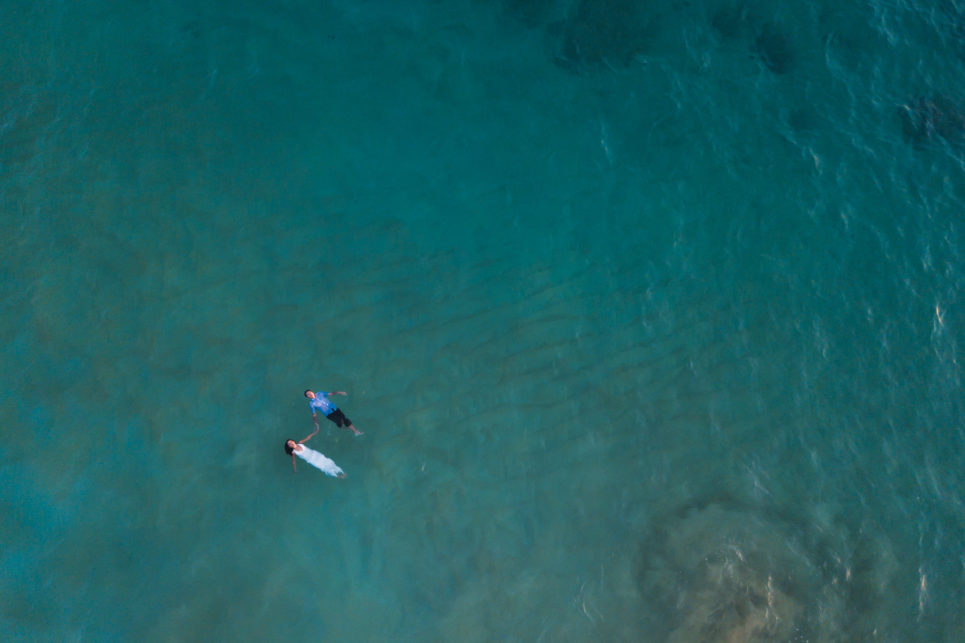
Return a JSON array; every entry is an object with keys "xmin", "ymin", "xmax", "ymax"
[
  {"xmin": 304, "ymin": 389, "xmax": 312, "ymax": 397},
  {"xmin": 285, "ymin": 441, "xmax": 295, "ymax": 455}
]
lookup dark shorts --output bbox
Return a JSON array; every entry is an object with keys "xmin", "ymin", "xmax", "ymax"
[{"xmin": 325, "ymin": 408, "xmax": 351, "ymax": 428}]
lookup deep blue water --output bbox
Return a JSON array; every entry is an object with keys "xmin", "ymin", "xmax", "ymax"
[{"xmin": 2, "ymin": 1, "xmax": 964, "ymax": 640}]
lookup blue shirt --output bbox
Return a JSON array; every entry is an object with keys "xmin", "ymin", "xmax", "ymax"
[{"xmin": 309, "ymin": 392, "xmax": 337, "ymax": 416}]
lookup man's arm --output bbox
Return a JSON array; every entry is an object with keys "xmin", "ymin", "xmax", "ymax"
[
  {"xmin": 331, "ymin": 391, "xmax": 347, "ymax": 396},
  {"xmin": 299, "ymin": 427, "xmax": 319, "ymax": 444}
]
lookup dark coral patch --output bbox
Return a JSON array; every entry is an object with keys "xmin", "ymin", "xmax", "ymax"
[
  {"xmin": 711, "ymin": 4, "xmax": 748, "ymax": 40},
  {"xmin": 554, "ymin": 0, "xmax": 652, "ymax": 71},
  {"xmin": 754, "ymin": 24, "xmax": 793, "ymax": 74},
  {"xmin": 500, "ymin": 0, "xmax": 560, "ymax": 28},
  {"xmin": 899, "ymin": 96, "xmax": 965, "ymax": 146}
]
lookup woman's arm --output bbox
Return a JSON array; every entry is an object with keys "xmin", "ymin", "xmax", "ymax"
[
  {"xmin": 291, "ymin": 453, "xmax": 297, "ymax": 473},
  {"xmin": 299, "ymin": 427, "xmax": 320, "ymax": 443}
]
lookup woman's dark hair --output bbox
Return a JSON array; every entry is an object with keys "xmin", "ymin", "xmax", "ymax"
[
  {"xmin": 304, "ymin": 389, "xmax": 313, "ymax": 397},
  {"xmin": 284, "ymin": 441, "xmax": 295, "ymax": 455}
]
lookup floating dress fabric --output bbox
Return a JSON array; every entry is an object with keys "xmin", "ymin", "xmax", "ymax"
[{"xmin": 295, "ymin": 445, "xmax": 344, "ymax": 477}]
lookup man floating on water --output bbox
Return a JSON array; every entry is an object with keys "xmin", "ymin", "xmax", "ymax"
[{"xmin": 305, "ymin": 389, "xmax": 363, "ymax": 436}]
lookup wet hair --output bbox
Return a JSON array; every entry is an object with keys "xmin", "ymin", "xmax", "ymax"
[
  {"xmin": 304, "ymin": 389, "xmax": 313, "ymax": 397},
  {"xmin": 284, "ymin": 440, "xmax": 295, "ymax": 455}
]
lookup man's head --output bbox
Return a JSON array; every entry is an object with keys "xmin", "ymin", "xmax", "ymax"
[
  {"xmin": 304, "ymin": 390, "xmax": 315, "ymax": 399},
  {"xmin": 285, "ymin": 440, "xmax": 296, "ymax": 455}
]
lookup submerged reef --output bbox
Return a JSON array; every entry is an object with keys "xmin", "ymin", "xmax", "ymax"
[
  {"xmin": 635, "ymin": 494, "xmax": 898, "ymax": 641},
  {"xmin": 710, "ymin": 5, "xmax": 797, "ymax": 75},
  {"xmin": 710, "ymin": 3, "xmax": 749, "ymax": 40},
  {"xmin": 753, "ymin": 23, "xmax": 793, "ymax": 74},
  {"xmin": 552, "ymin": 0, "xmax": 654, "ymax": 71},
  {"xmin": 899, "ymin": 96, "xmax": 965, "ymax": 146}
]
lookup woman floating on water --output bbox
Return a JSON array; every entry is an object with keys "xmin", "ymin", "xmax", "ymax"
[{"xmin": 285, "ymin": 428, "xmax": 345, "ymax": 478}]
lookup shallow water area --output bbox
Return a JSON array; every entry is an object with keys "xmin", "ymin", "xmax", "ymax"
[{"xmin": 2, "ymin": 0, "xmax": 964, "ymax": 640}]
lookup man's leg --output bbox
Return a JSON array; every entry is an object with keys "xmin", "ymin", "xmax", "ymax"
[{"xmin": 333, "ymin": 410, "xmax": 363, "ymax": 436}]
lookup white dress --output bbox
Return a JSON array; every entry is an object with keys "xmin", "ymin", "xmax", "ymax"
[{"xmin": 295, "ymin": 444, "xmax": 345, "ymax": 477}]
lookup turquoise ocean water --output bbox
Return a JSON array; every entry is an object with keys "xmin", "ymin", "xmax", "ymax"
[{"xmin": 2, "ymin": 0, "xmax": 964, "ymax": 640}]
